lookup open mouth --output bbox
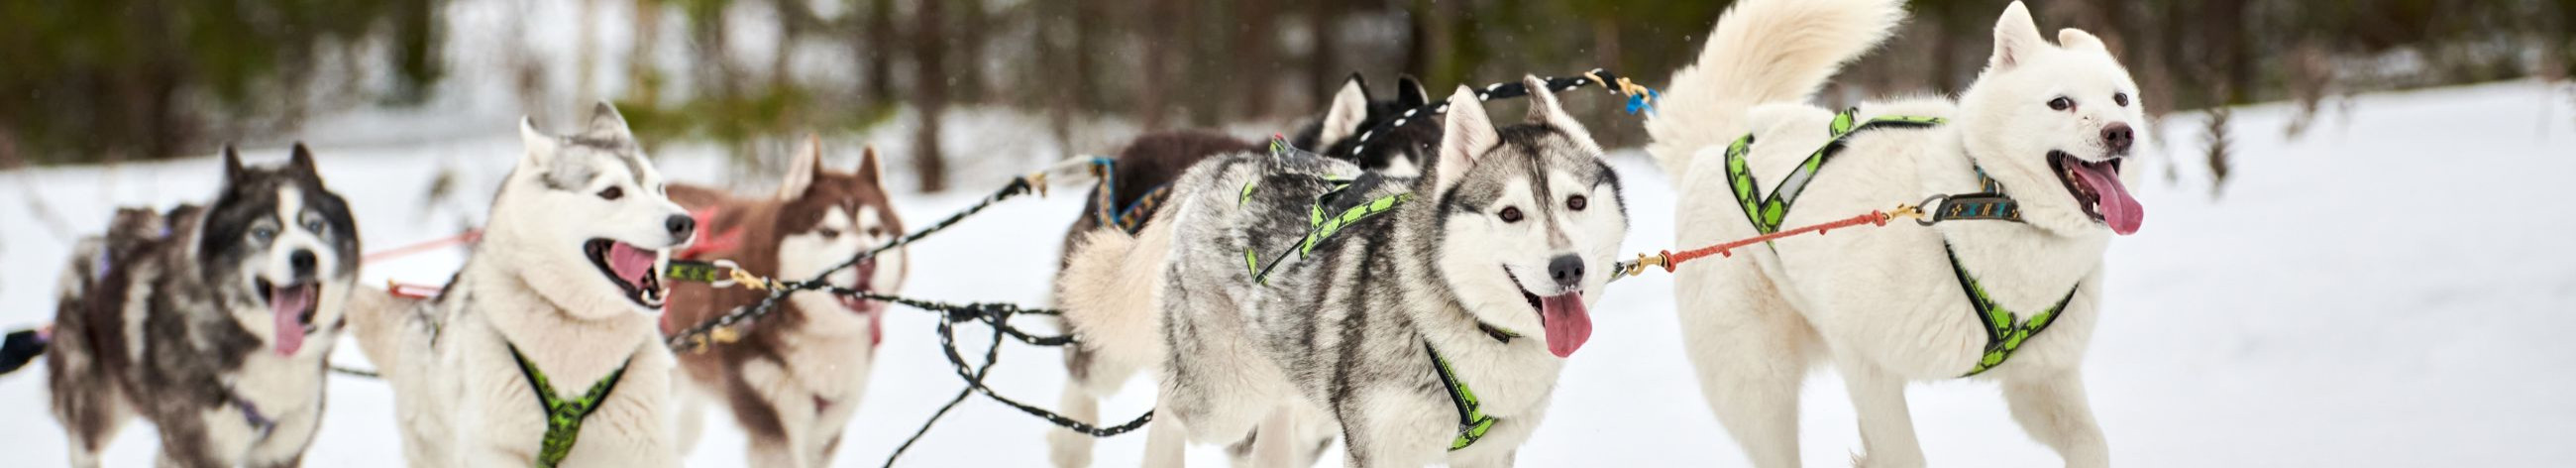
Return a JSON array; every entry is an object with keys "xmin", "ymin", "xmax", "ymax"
[
  {"xmin": 255, "ymin": 279, "xmax": 318, "ymax": 356},
  {"xmin": 832, "ymin": 258, "xmax": 883, "ymax": 315},
  {"xmin": 1506, "ymin": 268, "xmax": 1592, "ymax": 358},
  {"xmin": 585, "ymin": 239, "xmax": 666, "ymax": 309},
  {"xmin": 2047, "ymin": 151, "xmax": 2144, "ymax": 235}
]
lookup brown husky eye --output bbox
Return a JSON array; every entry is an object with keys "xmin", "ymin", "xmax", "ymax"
[
  {"xmin": 865, "ymin": 227, "xmax": 884, "ymax": 237},
  {"xmin": 1566, "ymin": 195, "xmax": 1588, "ymax": 211},
  {"xmin": 1499, "ymin": 206, "xmax": 1524, "ymax": 223},
  {"xmin": 597, "ymin": 186, "xmax": 623, "ymax": 200},
  {"xmin": 818, "ymin": 228, "xmax": 841, "ymax": 239},
  {"xmin": 2113, "ymin": 92, "xmax": 2130, "ymax": 107},
  {"xmin": 2048, "ymin": 96, "xmax": 2073, "ymax": 111}
]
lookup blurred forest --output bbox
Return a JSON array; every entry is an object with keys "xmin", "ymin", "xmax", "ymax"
[{"xmin": 3, "ymin": 0, "xmax": 2571, "ymax": 192}]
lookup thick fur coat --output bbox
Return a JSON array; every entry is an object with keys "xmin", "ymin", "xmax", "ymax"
[{"xmin": 1644, "ymin": 1, "xmax": 2146, "ymax": 466}]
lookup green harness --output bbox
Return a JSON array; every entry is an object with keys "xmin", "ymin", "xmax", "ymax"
[
  {"xmin": 505, "ymin": 343, "xmax": 631, "ymax": 467},
  {"xmin": 1721, "ymin": 108, "xmax": 2076, "ymax": 377},
  {"xmin": 1426, "ymin": 344, "xmax": 1497, "ymax": 450}
]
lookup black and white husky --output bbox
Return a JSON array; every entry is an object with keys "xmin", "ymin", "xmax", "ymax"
[
  {"xmin": 1645, "ymin": 0, "xmax": 2143, "ymax": 466},
  {"xmin": 1058, "ymin": 76, "xmax": 1629, "ymax": 467},
  {"xmin": 1048, "ymin": 73, "xmax": 1433, "ymax": 468},
  {"xmin": 40, "ymin": 146, "xmax": 360, "ymax": 467},
  {"xmin": 347, "ymin": 103, "xmax": 696, "ymax": 467}
]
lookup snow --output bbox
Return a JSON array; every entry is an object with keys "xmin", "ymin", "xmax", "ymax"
[{"xmin": 4, "ymin": 79, "xmax": 2575, "ymax": 466}]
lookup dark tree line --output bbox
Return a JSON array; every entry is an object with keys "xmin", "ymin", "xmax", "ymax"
[{"xmin": 5, "ymin": 0, "xmax": 2570, "ymax": 193}]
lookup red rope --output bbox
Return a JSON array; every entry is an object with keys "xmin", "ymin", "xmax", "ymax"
[
  {"xmin": 1659, "ymin": 210, "xmax": 1891, "ymax": 273},
  {"xmin": 362, "ymin": 230, "xmax": 483, "ymax": 264}
]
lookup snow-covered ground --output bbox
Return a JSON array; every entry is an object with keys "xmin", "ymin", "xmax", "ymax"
[{"xmin": 4, "ymin": 79, "xmax": 2574, "ymax": 466}]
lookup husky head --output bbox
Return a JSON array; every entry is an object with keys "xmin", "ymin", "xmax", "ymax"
[
  {"xmin": 1307, "ymin": 73, "xmax": 1435, "ymax": 176},
  {"xmin": 772, "ymin": 136, "xmax": 908, "ymax": 334},
  {"xmin": 1426, "ymin": 76, "xmax": 1629, "ymax": 358},
  {"xmin": 199, "ymin": 144, "xmax": 360, "ymax": 358},
  {"xmin": 489, "ymin": 102, "xmax": 695, "ymax": 318},
  {"xmin": 1957, "ymin": 1, "xmax": 2148, "ymax": 236}
]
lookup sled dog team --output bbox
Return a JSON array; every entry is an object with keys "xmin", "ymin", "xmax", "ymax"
[{"xmin": 20, "ymin": 1, "xmax": 2147, "ymax": 466}]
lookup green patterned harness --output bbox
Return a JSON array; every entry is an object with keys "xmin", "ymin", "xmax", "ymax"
[
  {"xmin": 505, "ymin": 343, "xmax": 631, "ymax": 467},
  {"xmin": 1719, "ymin": 108, "xmax": 2078, "ymax": 377}
]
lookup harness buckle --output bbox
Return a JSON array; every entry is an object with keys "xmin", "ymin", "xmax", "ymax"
[{"xmin": 1911, "ymin": 195, "xmax": 1949, "ymax": 226}]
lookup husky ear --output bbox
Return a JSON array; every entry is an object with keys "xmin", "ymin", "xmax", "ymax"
[
  {"xmin": 221, "ymin": 146, "xmax": 247, "ymax": 182},
  {"xmin": 1435, "ymin": 85, "xmax": 1498, "ymax": 193},
  {"xmin": 1396, "ymin": 75, "xmax": 1431, "ymax": 109},
  {"xmin": 857, "ymin": 145, "xmax": 886, "ymax": 186},
  {"xmin": 2058, "ymin": 28, "xmax": 2107, "ymax": 53},
  {"xmin": 287, "ymin": 143, "xmax": 318, "ymax": 176},
  {"xmin": 518, "ymin": 116, "xmax": 557, "ymax": 169},
  {"xmin": 779, "ymin": 134, "xmax": 822, "ymax": 199},
  {"xmin": 1988, "ymin": 1, "xmax": 2045, "ymax": 71},
  {"xmin": 1520, "ymin": 75, "xmax": 1593, "ymax": 143},
  {"xmin": 584, "ymin": 101, "xmax": 634, "ymax": 140},
  {"xmin": 1319, "ymin": 73, "xmax": 1372, "ymax": 145}
]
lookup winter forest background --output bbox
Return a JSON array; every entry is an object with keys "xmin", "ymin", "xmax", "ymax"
[{"xmin": 5, "ymin": 0, "xmax": 2573, "ymax": 191}]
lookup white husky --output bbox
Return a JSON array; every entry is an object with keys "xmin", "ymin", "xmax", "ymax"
[
  {"xmin": 349, "ymin": 103, "xmax": 696, "ymax": 467},
  {"xmin": 1646, "ymin": 1, "xmax": 2145, "ymax": 467}
]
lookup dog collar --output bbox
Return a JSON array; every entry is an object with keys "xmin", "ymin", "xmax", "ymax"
[
  {"xmin": 1424, "ymin": 343, "xmax": 1498, "ymax": 451},
  {"xmin": 224, "ymin": 390, "xmax": 278, "ymax": 439},
  {"xmin": 506, "ymin": 342, "xmax": 632, "ymax": 468}
]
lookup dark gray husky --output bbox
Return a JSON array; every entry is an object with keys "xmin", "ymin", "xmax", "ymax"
[{"xmin": 37, "ymin": 145, "xmax": 360, "ymax": 467}]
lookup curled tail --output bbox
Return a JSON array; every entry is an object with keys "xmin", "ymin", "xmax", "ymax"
[
  {"xmin": 1644, "ymin": 0, "xmax": 1908, "ymax": 180},
  {"xmin": 1054, "ymin": 212, "xmax": 1174, "ymax": 386},
  {"xmin": 344, "ymin": 285, "xmax": 423, "ymax": 381}
]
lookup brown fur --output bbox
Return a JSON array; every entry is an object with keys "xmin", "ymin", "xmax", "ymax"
[{"xmin": 662, "ymin": 143, "xmax": 906, "ymax": 464}]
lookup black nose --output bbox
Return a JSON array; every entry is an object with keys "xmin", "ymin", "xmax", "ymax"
[
  {"xmin": 2102, "ymin": 123, "xmax": 2134, "ymax": 153},
  {"xmin": 289, "ymin": 250, "xmax": 316, "ymax": 278},
  {"xmin": 665, "ymin": 215, "xmax": 696, "ymax": 240},
  {"xmin": 1547, "ymin": 255, "xmax": 1585, "ymax": 289}
]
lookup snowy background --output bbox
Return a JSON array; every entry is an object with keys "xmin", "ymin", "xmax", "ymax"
[{"xmin": 2, "ymin": 78, "xmax": 2573, "ymax": 467}]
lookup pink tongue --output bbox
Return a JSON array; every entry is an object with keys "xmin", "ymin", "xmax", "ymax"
[
  {"xmin": 1539, "ymin": 293, "xmax": 1591, "ymax": 358},
  {"xmin": 270, "ymin": 287, "xmax": 309, "ymax": 356},
  {"xmin": 2073, "ymin": 164, "xmax": 2145, "ymax": 235},
  {"xmin": 608, "ymin": 242, "xmax": 657, "ymax": 284}
]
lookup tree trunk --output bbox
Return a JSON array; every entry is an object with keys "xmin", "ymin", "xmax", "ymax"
[
  {"xmin": 863, "ymin": 0, "xmax": 897, "ymax": 107},
  {"xmin": 912, "ymin": 0, "xmax": 950, "ymax": 192}
]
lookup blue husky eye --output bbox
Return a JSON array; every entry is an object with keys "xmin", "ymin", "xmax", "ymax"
[{"xmin": 252, "ymin": 225, "xmax": 277, "ymax": 242}]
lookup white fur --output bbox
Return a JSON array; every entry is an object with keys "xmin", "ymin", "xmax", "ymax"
[
  {"xmin": 1642, "ymin": 0, "xmax": 1908, "ymax": 179},
  {"xmin": 348, "ymin": 104, "xmax": 689, "ymax": 467},
  {"xmin": 1319, "ymin": 78, "xmax": 1372, "ymax": 146},
  {"xmin": 1654, "ymin": 2, "xmax": 2137, "ymax": 467}
]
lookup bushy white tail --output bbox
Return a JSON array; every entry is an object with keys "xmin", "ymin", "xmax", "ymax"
[
  {"xmin": 1055, "ymin": 218, "xmax": 1173, "ymax": 384},
  {"xmin": 1644, "ymin": 0, "xmax": 1908, "ymax": 179},
  {"xmin": 343, "ymin": 285, "xmax": 420, "ymax": 381}
]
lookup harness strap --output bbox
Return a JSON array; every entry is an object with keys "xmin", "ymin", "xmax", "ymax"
[
  {"xmin": 1724, "ymin": 108, "xmax": 1946, "ymax": 235},
  {"xmin": 506, "ymin": 343, "xmax": 632, "ymax": 468},
  {"xmin": 1245, "ymin": 183, "xmax": 1411, "ymax": 285},
  {"xmin": 224, "ymin": 390, "xmax": 277, "ymax": 440},
  {"xmin": 1945, "ymin": 243, "xmax": 2078, "ymax": 377},
  {"xmin": 1425, "ymin": 343, "xmax": 1498, "ymax": 451}
]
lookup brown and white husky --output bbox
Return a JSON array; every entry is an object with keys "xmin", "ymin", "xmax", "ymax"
[{"xmin": 661, "ymin": 136, "xmax": 911, "ymax": 467}]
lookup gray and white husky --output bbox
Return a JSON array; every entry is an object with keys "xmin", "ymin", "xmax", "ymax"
[
  {"xmin": 1645, "ymin": 0, "xmax": 2144, "ymax": 466},
  {"xmin": 41, "ymin": 145, "xmax": 360, "ymax": 467},
  {"xmin": 347, "ymin": 103, "xmax": 695, "ymax": 467},
  {"xmin": 1057, "ymin": 76, "xmax": 1629, "ymax": 467}
]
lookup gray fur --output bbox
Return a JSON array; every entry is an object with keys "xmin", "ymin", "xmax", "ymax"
[
  {"xmin": 46, "ymin": 151, "xmax": 360, "ymax": 468},
  {"xmin": 1137, "ymin": 110, "xmax": 1626, "ymax": 465}
]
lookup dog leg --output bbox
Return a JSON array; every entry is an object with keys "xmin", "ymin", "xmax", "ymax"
[
  {"xmin": 1142, "ymin": 403, "xmax": 1188, "ymax": 468},
  {"xmin": 2003, "ymin": 370, "xmax": 2108, "ymax": 468},
  {"xmin": 1048, "ymin": 380, "xmax": 1101, "ymax": 468},
  {"xmin": 1247, "ymin": 407, "xmax": 1297, "ymax": 468},
  {"xmin": 671, "ymin": 386, "xmax": 706, "ymax": 455},
  {"xmin": 1838, "ymin": 359, "xmax": 1925, "ymax": 468},
  {"xmin": 745, "ymin": 433, "xmax": 803, "ymax": 468},
  {"xmin": 1676, "ymin": 266, "xmax": 1809, "ymax": 468}
]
